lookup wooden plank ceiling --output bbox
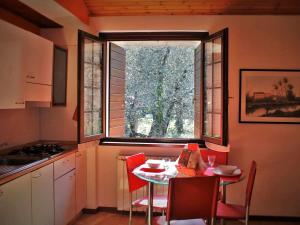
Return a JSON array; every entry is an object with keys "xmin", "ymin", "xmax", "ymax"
[{"xmin": 83, "ymin": 0, "xmax": 300, "ymax": 16}]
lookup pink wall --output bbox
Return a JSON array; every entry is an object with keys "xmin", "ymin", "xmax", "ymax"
[
  {"xmin": 91, "ymin": 15, "xmax": 300, "ymax": 216},
  {"xmin": 0, "ymin": 109, "xmax": 40, "ymax": 149}
]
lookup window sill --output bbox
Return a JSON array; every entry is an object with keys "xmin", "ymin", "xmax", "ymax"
[{"xmin": 99, "ymin": 138, "xmax": 205, "ymax": 148}]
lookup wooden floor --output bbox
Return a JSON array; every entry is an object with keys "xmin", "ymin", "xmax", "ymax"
[{"xmin": 73, "ymin": 211, "xmax": 300, "ymax": 225}]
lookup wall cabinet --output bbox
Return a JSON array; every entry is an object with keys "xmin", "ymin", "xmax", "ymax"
[
  {"xmin": 54, "ymin": 169, "xmax": 76, "ymax": 225},
  {"xmin": 31, "ymin": 163, "xmax": 54, "ymax": 225},
  {"xmin": 0, "ymin": 19, "xmax": 53, "ymax": 108},
  {"xmin": 0, "ymin": 19, "xmax": 26, "ymax": 109},
  {"xmin": 0, "ymin": 173, "xmax": 31, "ymax": 225},
  {"xmin": 76, "ymin": 149, "xmax": 87, "ymax": 213}
]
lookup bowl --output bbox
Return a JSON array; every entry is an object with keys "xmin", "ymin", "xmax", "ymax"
[
  {"xmin": 216, "ymin": 165, "xmax": 238, "ymax": 175},
  {"xmin": 146, "ymin": 159, "xmax": 162, "ymax": 169}
]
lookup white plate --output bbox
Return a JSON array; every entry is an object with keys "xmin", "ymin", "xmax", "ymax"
[{"xmin": 213, "ymin": 168, "xmax": 241, "ymax": 177}]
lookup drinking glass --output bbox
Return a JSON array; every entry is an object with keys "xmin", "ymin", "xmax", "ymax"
[{"xmin": 208, "ymin": 155, "xmax": 216, "ymax": 167}]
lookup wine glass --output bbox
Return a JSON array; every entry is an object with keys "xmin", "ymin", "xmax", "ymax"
[{"xmin": 208, "ymin": 155, "xmax": 216, "ymax": 167}]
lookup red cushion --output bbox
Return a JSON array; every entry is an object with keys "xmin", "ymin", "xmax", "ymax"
[
  {"xmin": 154, "ymin": 216, "xmax": 207, "ymax": 225},
  {"xmin": 132, "ymin": 195, "xmax": 167, "ymax": 209},
  {"xmin": 217, "ymin": 202, "xmax": 246, "ymax": 219}
]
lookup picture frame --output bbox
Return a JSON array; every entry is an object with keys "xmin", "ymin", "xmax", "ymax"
[{"xmin": 239, "ymin": 69, "xmax": 300, "ymax": 124}]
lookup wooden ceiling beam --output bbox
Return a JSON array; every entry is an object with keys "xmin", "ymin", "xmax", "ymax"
[{"xmin": 55, "ymin": 0, "xmax": 89, "ymax": 24}]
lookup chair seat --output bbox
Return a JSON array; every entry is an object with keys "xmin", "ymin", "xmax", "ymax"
[
  {"xmin": 217, "ymin": 202, "xmax": 246, "ymax": 219},
  {"xmin": 132, "ymin": 195, "xmax": 167, "ymax": 209},
  {"xmin": 154, "ymin": 216, "xmax": 206, "ymax": 225}
]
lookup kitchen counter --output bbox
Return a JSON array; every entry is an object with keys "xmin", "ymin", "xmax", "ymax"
[{"xmin": 0, "ymin": 143, "xmax": 78, "ymax": 185}]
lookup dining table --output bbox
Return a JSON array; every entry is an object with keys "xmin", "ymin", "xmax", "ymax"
[{"xmin": 133, "ymin": 160, "xmax": 244, "ymax": 225}]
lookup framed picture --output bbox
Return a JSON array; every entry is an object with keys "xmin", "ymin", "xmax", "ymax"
[{"xmin": 239, "ymin": 69, "xmax": 300, "ymax": 124}]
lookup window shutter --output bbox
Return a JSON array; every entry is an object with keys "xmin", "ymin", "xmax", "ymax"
[
  {"xmin": 194, "ymin": 44, "xmax": 202, "ymax": 138},
  {"xmin": 109, "ymin": 43, "xmax": 126, "ymax": 137},
  {"xmin": 201, "ymin": 28, "xmax": 228, "ymax": 146}
]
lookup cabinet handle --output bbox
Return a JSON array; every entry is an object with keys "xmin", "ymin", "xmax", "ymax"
[
  {"xmin": 32, "ymin": 172, "xmax": 42, "ymax": 178},
  {"xmin": 76, "ymin": 153, "xmax": 82, "ymax": 157},
  {"xmin": 15, "ymin": 101, "xmax": 25, "ymax": 104},
  {"xmin": 26, "ymin": 75, "xmax": 35, "ymax": 79},
  {"xmin": 0, "ymin": 189, "xmax": 3, "ymax": 197}
]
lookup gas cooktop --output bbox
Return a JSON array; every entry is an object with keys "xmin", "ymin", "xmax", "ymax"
[{"xmin": 8, "ymin": 143, "xmax": 65, "ymax": 158}]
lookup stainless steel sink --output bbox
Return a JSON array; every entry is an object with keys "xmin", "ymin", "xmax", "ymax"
[{"xmin": 0, "ymin": 157, "xmax": 39, "ymax": 165}]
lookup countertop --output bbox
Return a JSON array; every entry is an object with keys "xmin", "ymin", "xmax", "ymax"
[{"xmin": 0, "ymin": 142, "xmax": 78, "ymax": 185}]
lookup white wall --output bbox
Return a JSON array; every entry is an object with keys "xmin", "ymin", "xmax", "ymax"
[{"xmin": 91, "ymin": 15, "xmax": 300, "ymax": 217}]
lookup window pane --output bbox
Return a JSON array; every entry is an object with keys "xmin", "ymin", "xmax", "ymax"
[
  {"xmin": 213, "ymin": 62, "xmax": 221, "ymax": 88},
  {"xmin": 84, "ymin": 88, "xmax": 92, "ymax": 111},
  {"xmin": 204, "ymin": 113, "xmax": 212, "ymax": 136},
  {"xmin": 93, "ymin": 88, "xmax": 101, "ymax": 111},
  {"xmin": 212, "ymin": 113, "xmax": 221, "ymax": 137},
  {"xmin": 205, "ymin": 42, "xmax": 212, "ymax": 64},
  {"xmin": 84, "ymin": 112, "xmax": 92, "ymax": 136},
  {"xmin": 84, "ymin": 63, "xmax": 92, "ymax": 87},
  {"xmin": 213, "ymin": 88, "xmax": 221, "ymax": 113},
  {"xmin": 93, "ymin": 111, "xmax": 101, "ymax": 134},
  {"xmin": 93, "ymin": 42, "xmax": 102, "ymax": 65},
  {"xmin": 213, "ymin": 37, "xmax": 222, "ymax": 62},
  {"xmin": 205, "ymin": 89, "xmax": 212, "ymax": 112},
  {"xmin": 84, "ymin": 39, "xmax": 93, "ymax": 63},
  {"xmin": 93, "ymin": 64, "xmax": 101, "ymax": 88},
  {"xmin": 205, "ymin": 65, "xmax": 212, "ymax": 88}
]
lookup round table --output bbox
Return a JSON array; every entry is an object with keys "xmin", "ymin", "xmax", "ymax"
[{"xmin": 133, "ymin": 161, "xmax": 244, "ymax": 225}]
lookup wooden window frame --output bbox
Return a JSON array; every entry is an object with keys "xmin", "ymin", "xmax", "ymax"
[
  {"xmin": 201, "ymin": 28, "xmax": 228, "ymax": 146},
  {"xmin": 100, "ymin": 32, "xmax": 214, "ymax": 145},
  {"xmin": 78, "ymin": 30, "xmax": 106, "ymax": 143}
]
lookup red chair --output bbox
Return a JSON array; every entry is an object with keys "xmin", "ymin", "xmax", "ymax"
[
  {"xmin": 155, "ymin": 176, "xmax": 220, "ymax": 225},
  {"xmin": 125, "ymin": 153, "xmax": 167, "ymax": 225},
  {"xmin": 200, "ymin": 149, "xmax": 228, "ymax": 165},
  {"xmin": 217, "ymin": 161, "xmax": 257, "ymax": 225},
  {"xmin": 187, "ymin": 143, "xmax": 228, "ymax": 165}
]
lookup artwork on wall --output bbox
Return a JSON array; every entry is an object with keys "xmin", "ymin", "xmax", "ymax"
[{"xmin": 239, "ymin": 69, "xmax": 300, "ymax": 124}]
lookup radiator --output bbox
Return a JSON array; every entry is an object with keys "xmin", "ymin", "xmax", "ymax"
[{"xmin": 117, "ymin": 154, "xmax": 178, "ymax": 212}]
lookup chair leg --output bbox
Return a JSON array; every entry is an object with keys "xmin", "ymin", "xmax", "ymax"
[
  {"xmin": 220, "ymin": 218, "xmax": 225, "ymax": 225},
  {"xmin": 129, "ymin": 193, "xmax": 133, "ymax": 225},
  {"xmin": 245, "ymin": 206, "xmax": 250, "ymax": 225}
]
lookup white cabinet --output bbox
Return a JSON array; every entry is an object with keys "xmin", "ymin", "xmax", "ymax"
[
  {"xmin": 0, "ymin": 19, "xmax": 53, "ymax": 108},
  {"xmin": 24, "ymin": 33, "xmax": 53, "ymax": 85},
  {"xmin": 24, "ymin": 31, "xmax": 53, "ymax": 103},
  {"xmin": 76, "ymin": 149, "xmax": 87, "ymax": 213},
  {"xmin": 0, "ymin": 173, "xmax": 31, "ymax": 225},
  {"xmin": 55, "ymin": 169, "xmax": 76, "ymax": 225},
  {"xmin": 0, "ymin": 19, "xmax": 26, "ymax": 109},
  {"xmin": 32, "ymin": 163, "xmax": 54, "ymax": 225}
]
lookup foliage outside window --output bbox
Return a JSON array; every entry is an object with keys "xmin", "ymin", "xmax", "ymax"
[{"xmin": 110, "ymin": 41, "xmax": 200, "ymax": 139}]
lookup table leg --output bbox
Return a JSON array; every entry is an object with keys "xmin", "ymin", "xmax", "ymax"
[
  {"xmin": 221, "ymin": 185, "xmax": 227, "ymax": 225},
  {"xmin": 147, "ymin": 182, "xmax": 154, "ymax": 225}
]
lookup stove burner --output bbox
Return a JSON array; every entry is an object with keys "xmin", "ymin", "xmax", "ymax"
[{"xmin": 9, "ymin": 143, "xmax": 65, "ymax": 157}]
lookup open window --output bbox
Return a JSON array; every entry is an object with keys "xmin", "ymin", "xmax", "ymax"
[
  {"xmin": 201, "ymin": 29, "xmax": 228, "ymax": 146},
  {"xmin": 78, "ymin": 31, "xmax": 228, "ymax": 145},
  {"xmin": 78, "ymin": 31, "xmax": 105, "ymax": 143}
]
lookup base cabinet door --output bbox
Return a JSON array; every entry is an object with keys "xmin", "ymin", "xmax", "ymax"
[
  {"xmin": 32, "ymin": 163, "xmax": 54, "ymax": 225},
  {"xmin": 76, "ymin": 149, "xmax": 87, "ymax": 213},
  {"xmin": 0, "ymin": 174, "xmax": 31, "ymax": 225},
  {"xmin": 55, "ymin": 169, "xmax": 76, "ymax": 225}
]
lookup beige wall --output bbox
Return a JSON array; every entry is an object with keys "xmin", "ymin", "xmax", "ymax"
[{"xmin": 92, "ymin": 15, "xmax": 300, "ymax": 217}]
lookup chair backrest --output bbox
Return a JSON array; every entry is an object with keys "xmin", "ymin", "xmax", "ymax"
[
  {"xmin": 245, "ymin": 160, "xmax": 257, "ymax": 207},
  {"xmin": 200, "ymin": 149, "xmax": 228, "ymax": 165},
  {"xmin": 125, "ymin": 153, "xmax": 147, "ymax": 193},
  {"xmin": 166, "ymin": 176, "xmax": 220, "ymax": 222}
]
